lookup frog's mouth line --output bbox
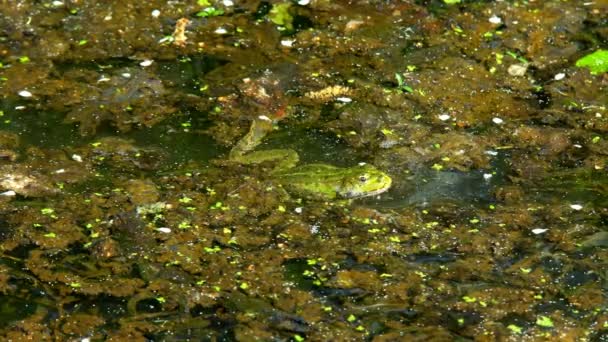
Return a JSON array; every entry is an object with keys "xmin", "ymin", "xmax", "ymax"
[{"xmin": 343, "ymin": 184, "xmax": 391, "ymax": 199}]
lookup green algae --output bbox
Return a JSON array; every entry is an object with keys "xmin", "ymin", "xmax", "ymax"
[
  {"xmin": 575, "ymin": 50, "xmax": 608, "ymax": 74},
  {"xmin": 0, "ymin": 0, "xmax": 606, "ymax": 340}
]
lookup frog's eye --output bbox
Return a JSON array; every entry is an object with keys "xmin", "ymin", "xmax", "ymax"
[{"xmin": 359, "ymin": 175, "xmax": 368, "ymax": 182}]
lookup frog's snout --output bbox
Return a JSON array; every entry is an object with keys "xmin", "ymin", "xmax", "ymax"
[{"xmin": 343, "ymin": 172, "xmax": 392, "ymax": 199}]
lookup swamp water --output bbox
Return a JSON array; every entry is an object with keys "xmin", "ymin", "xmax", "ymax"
[{"xmin": 0, "ymin": 1, "xmax": 606, "ymax": 340}]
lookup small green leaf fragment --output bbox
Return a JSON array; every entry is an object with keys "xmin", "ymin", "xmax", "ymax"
[
  {"xmin": 196, "ymin": 7, "xmax": 224, "ymax": 17},
  {"xmin": 507, "ymin": 324, "xmax": 523, "ymax": 334},
  {"xmin": 204, "ymin": 246, "xmax": 221, "ymax": 253},
  {"xmin": 19, "ymin": 56, "xmax": 30, "ymax": 63},
  {"xmin": 302, "ymin": 270, "xmax": 314, "ymax": 277},
  {"xmin": 395, "ymin": 73, "xmax": 404, "ymax": 85},
  {"xmin": 444, "ymin": 0, "xmax": 461, "ymax": 3},
  {"xmin": 462, "ymin": 296, "xmax": 476, "ymax": 303},
  {"xmin": 347, "ymin": 314, "xmax": 357, "ymax": 322},
  {"xmin": 381, "ymin": 128, "xmax": 394, "ymax": 136},
  {"xmin": 239, "ymin": 282, "xmax": 249, "ymax": 290},
  {"xmin": 41, "ymin": 208, "xmax": 54, "ymax": 215},
  {"xmin": 44, "ymin": 232, "xmax": 56, "ymax": 238},
  {"xmin": 293, "ymin": 334, "xmax": 305, "ymax": 342},
  {"xmin": 179, "ymin": 196, "xmax": 193, "ymax": 204},
  {"xmin": 268, "ymin": 3, "xmax": 293, "ymax": 30},
  {"xmin": 575, "ymin": 50, "xmax": 608, "ymax": 74},
  {"xmin": 178, "ymin": 220, "xmax": 192, "ymax": 230},
  {"xmin": 536, "ymin": 315, "xmax": 554, "ymax": 328},
  {"xmin": 69, "ymin": 282, "xmax": 81, "ymax": 288}
]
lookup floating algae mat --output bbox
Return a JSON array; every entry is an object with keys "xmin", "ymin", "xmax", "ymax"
[{"xmin": 0, "ymin": 1, "xmax": 607, "ymax": 340}]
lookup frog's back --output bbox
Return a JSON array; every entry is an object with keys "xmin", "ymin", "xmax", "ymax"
[{"xmin": 273, "ymin": 163, "xmax": 344, "ymax": 199}]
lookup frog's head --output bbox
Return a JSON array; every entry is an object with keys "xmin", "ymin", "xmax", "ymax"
[{"xmin": 338, "ymin": 164, "xmax": 392, "ymax": 199}]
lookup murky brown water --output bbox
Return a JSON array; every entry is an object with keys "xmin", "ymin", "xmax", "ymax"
[{"xmin": 0, "ymin": 1, "xmax": 607, "ymax": 340}]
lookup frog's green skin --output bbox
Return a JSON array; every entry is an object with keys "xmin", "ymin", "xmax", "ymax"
[{"xmin": 230, "ymin": 119, "xmax": 392, "ymax": 200}]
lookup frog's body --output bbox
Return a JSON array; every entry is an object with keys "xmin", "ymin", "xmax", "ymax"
[
  {"xmin": 230, "ymin": 119, "xmax": 392, "ymax": 200},
  {"xmin": 274, "ymin": 163, "xmax": 392, "ymax": 199}
]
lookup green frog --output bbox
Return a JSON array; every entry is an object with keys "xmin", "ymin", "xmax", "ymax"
[{"xmin": 229, "ymin": 118, "xmax": 392, "ymax": 200}]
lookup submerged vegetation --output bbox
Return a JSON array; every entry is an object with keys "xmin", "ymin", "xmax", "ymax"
[{"xmin": 0, "ymin": 0, "xmax": 606, "ymax": 340}]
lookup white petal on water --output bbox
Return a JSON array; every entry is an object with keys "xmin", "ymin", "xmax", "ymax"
[
  {"xmin": 489, "ymin": 15, "xmax": 502, "ymax": 24},
  {"xmin": 157, "ymin": 227, "xmax": 172, "ymax": 233},
  {"xmin": 438, "ymin": 114, "xmax": 450, "ymax": 121},
  {"xmin": 151, "ymin": 9, "xmax": 161, "ymax": 18},
  {"xmin": 280, "ymin": 39, "xmax": 295, "ymax": 47},
  {"xmin": 570, "ymin": 204, "xmax": 583, "ymax": 210},
  {"xmin": 18, "ymin": 90, "xmax": 32, "ymax": 97},
  {"xmin": 294, "ymin": 207, "xmax": 302, "ymax": 214},
  {"xmin": 0, "ymin": 190, "xmax": 16, "ymax": 197},
  {"xmin": 140, "ymin": 59, "xmax": 153, "ymax": 67},
  {"xmin": 492, "ymin": 117, "xmax": 504, "ymax": 124},
  {"xmin": 72, "ymin": 154, "xmax": 83, "ymax": 162},
  {"xmin": 554, "ymin": 73, "xmax": 566, "ymax": 80},
  {"xmin": 532, "ymin": 228, "xmax": 548, "ymax": 235},
  {"xmin": 508, "ymin": 64, "xmax": 527, "ymax": 76}
]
